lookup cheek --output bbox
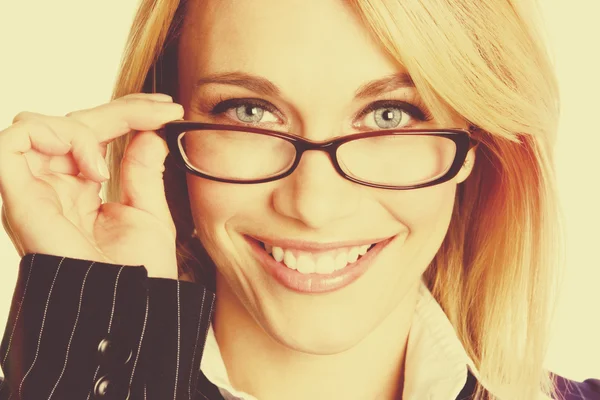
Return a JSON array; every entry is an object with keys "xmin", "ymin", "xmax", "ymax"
[
  {"xmin": 186, "ymin": 177, "xmax": 270, "ymax": 278},
  {"xmin": 187, "ymin": 178, "xmax": 235, "ymax": 224},
  {"xmin": 186, "ymin": 176, "xmax": 270, "ymax": 228},
  {"xmin": 384, "ymin": 183, "xmax": 456, "ymax": 228},
  {"xmin": 381, "ymin": 183, "xmax": 457, "ymax": 264}
]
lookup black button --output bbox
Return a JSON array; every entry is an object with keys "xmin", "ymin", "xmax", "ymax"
[
  {"xmin": 93, "ymin": 375, "xmax": 130, "ymax": 399},
  {"xmin": 97, "ymin": 337, "xmax": 133, "ymax": 367}
]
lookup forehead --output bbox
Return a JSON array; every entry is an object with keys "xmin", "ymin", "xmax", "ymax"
[{"xmin": 179, "ymin": 0, "xmax": 403, "ymax": 91}]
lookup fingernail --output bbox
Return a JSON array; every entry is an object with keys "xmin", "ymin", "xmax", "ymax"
[
  {"xmin": 97, "ymin": 155, "xmax": 110, "ymax": 179},
  {"xmin": 160, "ymin": 103, "xmax": 184, "ymax": 117},
  {"xmin": 148, "ymin": 93, "xmax": 173, "ymax": 102}
]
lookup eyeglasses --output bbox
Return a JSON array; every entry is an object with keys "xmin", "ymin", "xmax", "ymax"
[{"xmin": 162, "ymin": 121, "xmax": 478, "ymax": 190}]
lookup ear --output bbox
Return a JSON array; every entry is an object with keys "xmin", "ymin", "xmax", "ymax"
[{"xmin": 454, "ymin": 146, "xmax": 477, "ymax": 184}]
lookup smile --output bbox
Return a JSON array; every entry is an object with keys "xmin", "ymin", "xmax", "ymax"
[
  {"xmin": 260, "ymin": 241, "xmax": 376, "ymax": 275},
  {"xmin": 246, "ymin": 234, "xmax": 402, "ymax": 294}
]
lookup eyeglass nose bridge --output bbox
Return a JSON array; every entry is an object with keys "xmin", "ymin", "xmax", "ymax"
[{"xmin": 286, "ymin": 137, "xmax": 346, "ymax": 177}]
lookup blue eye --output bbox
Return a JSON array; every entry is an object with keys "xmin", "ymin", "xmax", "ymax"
[
  {"xmin": 235, "ymin": 105, "xmax": 265, "ymax": 123},
  {"xmin": 356, "ymin": 100, "xmax": 432, "ymax": 130},
  {"xmin": 210, "ymin": 98, "xmax": 281, "ymax": 125},
  {"xmin": 373, "ymin": 107, "xmax": 405, "ymax": 129}
]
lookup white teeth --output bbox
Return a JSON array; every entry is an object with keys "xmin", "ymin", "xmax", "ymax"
[
  {"xmin": 272, "ymin": 246, "xmax": 284, "ymax": 262},
  {"xmin": 283, "ymin": 250, "xmax": 297, "ymax": 270},
  {"xmin": 334, "ymin": 252, "xmax": 348, "ymax": 271},
  {"xmin": 347, "ymin": 247, "xmax": 360, "ymax": 263},
  {"xmin": 296, "ymin": 254, "xmax": 316, "ymax": 274},
  {"xmin": 262, "ymin": 241, "xmax": 376, "ymax": 275},
  {"xmin": 358, "ymin": 245, "xmax": 369, "ymax": 256},
  {"xmin": 315, "ymin": 255, "xmax": 336, "ymax": 274}
]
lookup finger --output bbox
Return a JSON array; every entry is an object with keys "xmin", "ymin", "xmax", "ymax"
[
  {"xmin": 26, "ymin": 153, "xmax": 86, "ymax": 178},
  {"xmin": 8, "ymin": 93, "xmax": 171, "ymax": 124},
  {"xmin": 67, "ymin": 95, "xmax": 184, "ymax": 143},
  {"xmin": 35, "ymin": 173, "xmax": 102, "ymax": 230},
  {"xmin": 23, "ymin": 141, "xmax": 106, "ymax": 177},
  {"xmin": 119, "ymin": 92, "xmax": 174, "ymax": 103},
  {"xmin": 1, "ymin": 94, "xmax": 181, "ymax": 205},
  {"xmin": 120, "ymin": 130, "xmax": 175, "ymax": 233},
  {"xmin": 0, "ymin": 118, "xmax": 73, "ymax": 201},
  {"xmin": 10, "ymin": 113, "xmax": 109, "ymax": 182},
  {"xmin": 45, "ymin": 153, "xmax": 80, "ymax": 176}
]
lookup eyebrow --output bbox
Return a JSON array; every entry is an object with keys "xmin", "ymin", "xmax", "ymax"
[
  {"xmin": 354, "ymin": 72, "xmax": 415, "ymax": 98},
  {"xmin": 194, "ymin": 71, "xmax": 415, "ymax": 99},
  {"xmin": 195, "ymin": 72, "xmax": 280, "ymax": 97}
]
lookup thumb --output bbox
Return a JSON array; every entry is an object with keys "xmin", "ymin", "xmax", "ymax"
[{"xmin": 120, "ymin": 130, "xmax": 175, "ymax": 232}]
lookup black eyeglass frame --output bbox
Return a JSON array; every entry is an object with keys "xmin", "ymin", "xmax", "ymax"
[{"xmin": 161, "ymin": 120, "xmax": 478, "ymax": 190}]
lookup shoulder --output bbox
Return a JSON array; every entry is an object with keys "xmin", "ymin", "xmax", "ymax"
[
  {"xmin": 551, "ymin": 372, "xmax": 600, "ymax": 400},
  {"xmin": 461, "ymin": 370, "xmax": 600, "ymax": 400}
]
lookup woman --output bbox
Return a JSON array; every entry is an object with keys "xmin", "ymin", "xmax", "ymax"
[{"xmin": 0, "ymin": 0, "xmax": 598, "ymax": 399}]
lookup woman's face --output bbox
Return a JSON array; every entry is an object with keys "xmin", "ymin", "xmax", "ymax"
[{"xmin": 178, "ymin": 0, "xmax": 474, "ymax": 353}]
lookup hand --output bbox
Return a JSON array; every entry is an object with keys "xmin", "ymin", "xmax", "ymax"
[{"xmin": 0, "ymin": 93, "xmax": 185, "ymax": 279}]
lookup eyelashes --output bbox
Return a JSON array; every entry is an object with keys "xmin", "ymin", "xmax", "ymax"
[
  {"xmin": 356, "ymin": 99, "xmax": 433, "ymax": 123},
  {"xmin": 198, "ymin": 93, "xmax": 434, "ymax": 127},
  {"xmin": 209, "ymin": 97, "xmax": 281, "ymax": 119}
]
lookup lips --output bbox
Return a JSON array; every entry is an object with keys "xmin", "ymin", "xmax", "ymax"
[
  {"xmin": 245, "ymin": 235, "xmax": 397, "ymax": 293},
  {"xmin": 259, "ymin": 241, "xmax": 376, "ymax": 275}
]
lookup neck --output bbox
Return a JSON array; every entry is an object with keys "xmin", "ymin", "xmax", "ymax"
[{"xmin": 212, "ymin": 278, "xmax": 419, "ymax": 400}]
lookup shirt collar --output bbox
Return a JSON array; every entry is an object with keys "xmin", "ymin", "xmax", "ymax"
[{"xmin": 200, "ymin": 280, "xmax": 480, "ymax": 400}]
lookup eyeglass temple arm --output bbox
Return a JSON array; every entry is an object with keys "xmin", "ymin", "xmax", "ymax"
[
  {"xmin": 152, "ymin": 63, "xmax": 157, "ymax": 94},
  {"xmin": 467, "ymin": 124, "xmax": 482, "ymax": 148}
]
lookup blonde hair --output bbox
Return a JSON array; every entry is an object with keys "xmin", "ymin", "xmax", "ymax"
[{"xmin": 107, "ymin": 0, "xmax": 564, "ymax": 398}]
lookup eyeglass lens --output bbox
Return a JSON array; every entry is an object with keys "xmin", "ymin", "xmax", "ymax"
[{"xmin": 177, "ymin": 129, "xmax": 457, "ymax": 186}]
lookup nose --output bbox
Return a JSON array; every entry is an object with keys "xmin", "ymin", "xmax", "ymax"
[{"xmin": 272, "ymin": 149, "xmax": 360, "ymax": 229}]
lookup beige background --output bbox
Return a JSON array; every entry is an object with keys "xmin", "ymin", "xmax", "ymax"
[{"xmin": 0, "ymin": 0, "xmax": 599, "ymax": 381}]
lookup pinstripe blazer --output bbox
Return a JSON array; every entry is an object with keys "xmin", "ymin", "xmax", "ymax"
[{"xmin": 0, "ymin": 253, "xmax": 598, "ymax": 399}]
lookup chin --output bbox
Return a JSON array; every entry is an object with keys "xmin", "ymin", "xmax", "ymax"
[
  {"xmin": 264, "ymin": 315, "xmax": 375, "ymax": 355},
  {"xmin": 253, "ymin": 286, "xmax": 403, "ymax": 356}
]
